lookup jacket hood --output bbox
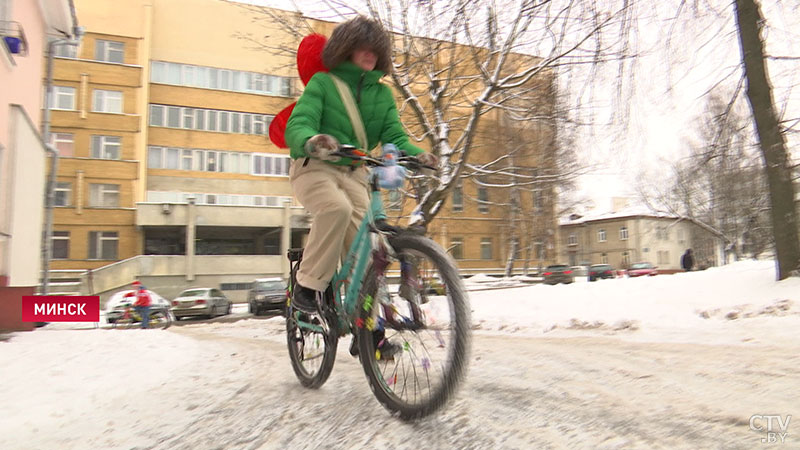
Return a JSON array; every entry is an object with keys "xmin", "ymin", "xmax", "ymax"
[{"xmin": 322, "ymin": 16, "xmax": 393, "ymax": 74}]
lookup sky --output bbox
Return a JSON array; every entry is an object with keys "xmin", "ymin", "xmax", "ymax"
[
  {"xmin": 2, "ymin": 259, "xmax": 798, "ymax": 448},
  {"xmin": 232, "ymin": 1, "xmax": 799, "ymax": 213}
]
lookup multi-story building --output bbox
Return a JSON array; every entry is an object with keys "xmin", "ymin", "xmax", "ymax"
[
  {"xmin": 1, "ymin": 0, "xmax": 79, "ymax": 331},
  {"xmin": 558, "ymin": 206, "xmax": 726, "ymax": 271},
  {"xmin": 49, "ymin": 0, "xmax": 557, "ymax": 301}
]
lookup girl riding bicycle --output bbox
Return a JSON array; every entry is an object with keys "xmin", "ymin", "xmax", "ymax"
[{"xmin": 285, "ymin": 16, "xmax": 437, "ymax": 314}]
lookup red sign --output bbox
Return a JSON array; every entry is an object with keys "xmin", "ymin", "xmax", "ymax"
[{"xmin": 22, "ymin": 296, "xmax": 100, "ymax": 322}]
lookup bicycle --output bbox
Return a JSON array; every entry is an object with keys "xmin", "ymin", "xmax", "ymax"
[
  {"xmin": 112, "ymin": 303, "xmax": 172, "ymax": 330},
  {"xmin": 285, "ymin": 145, "xmax": 471, "ymax": 420}
]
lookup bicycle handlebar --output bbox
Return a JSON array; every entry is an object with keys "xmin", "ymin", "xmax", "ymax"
[{"xmin": 330, "ymin": 145, "xmax": 437, "ymax": 171}]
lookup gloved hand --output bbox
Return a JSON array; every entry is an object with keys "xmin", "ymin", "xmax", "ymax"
[
  {"xmin": 416, "ymin": 152, "xmax": 438, "ymax": 168},
  {"xmin": 304, "ymin": 134, "xmax": 340, "ymax": 161}
]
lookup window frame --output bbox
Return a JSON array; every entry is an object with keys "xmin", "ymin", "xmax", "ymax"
[
  {"xmin": 619, "ymin": 226, "xmax": 629, "ymax": 241},
  {"xmin": 89, "ymin": 183, "xmax": 121, "ymax": 208},
  {"xmin": 88, "ymin": 231, "xmax": 119, "ymax": 260},
  {"xmin": 598, "ymin": 229, "xmax": 607, "ymax": 243},
  {"xmin": 449, "ymin": 238, "xmax": 464, "ymax": 260},
  {"xmin": 50, "ymin": 132, "xmax": 74, "ymax": 156},
  {"xmin": 50, "ymin": 86, "xmax": 76, "ymax": 111},
  {"xmin": 480, "ymin": 238, "xmax": 493, "ymax": 260},
  {"xmin": 91, "ymin": 135, "xmax": 122, "ymax": 160},
  {"xmin": 477, "ymin": 186, "xmax": 489, "ymax": 213},
  {"xmin": 51, "ymin": 231, "xmax": 70, "ymax": 259},
  {"xmin": 54, "ymin": 182, "xmax": 72, "ymax": 207},
  {"xmin": 95, "ymin": 39, "xmax": 125, "ymax": 64},
  {"xmin": 92, "ymin": 89, "xmax": 123, "ymax": 114}
]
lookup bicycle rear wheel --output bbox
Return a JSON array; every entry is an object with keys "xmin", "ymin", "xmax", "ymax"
[
  {"xmin": 148, "ymin": 308, "xmax": 172, "ymax": 330},
  {"xmin": 286, "ymin": 295, "xmax": 339, "ymax": 389},
  {"xmin": 356, "ymin": 233, "xmax": 471, "ymax": 420}
]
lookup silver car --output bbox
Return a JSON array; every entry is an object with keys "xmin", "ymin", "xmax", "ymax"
[{"xmin": 171, "ymin": 288, "xmax": 232, "ymax": 320}]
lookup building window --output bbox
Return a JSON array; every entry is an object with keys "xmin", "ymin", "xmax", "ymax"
[
  {"xmin": 53, "ymin": 43, "xmax": 78, "ymax": 58},
  {"xmin": 449, "ymin": 238, "xmax": 463, "ymax": 260},
  {"xmin": 480, "ymin": 238, "xmax": 492, "ymax": 260},
  {"xmin": 54, "ymin": 182, "xmax": 71, "ymax": 206},
  {"xmin": 477, "ymin": 187, "xmax": 489, "ymax": 213},
  {"xmin": 88, "ymin": 231, "xmax": 118, "ymax": 260},
  {"xmin": 533, "ymin": 189, "xmax": 543, "ymax": 214},
  {"xmin": 568, "ymin": 233, "xmax": 577, "ymax": 246},
  {"xmin": 622, "ymin": 251, "xmax": 630, "ymax": 268},
  {"xmin": 534, "ymin": 239, "xmax": 545, "ymax": 260},
  {"xmin": 601, "ymin": 252, "xmax": 608, "ymax": 264},
  {"xmin": 89, "ymin": 183, "xmax": 120, "ymax": 207},
  {"xmin": 657, "ymin": 226, "xmax": 669, "ymax": 240},
  {"xmin": 51, "ymin": 133, "xmax": 74, "ymax": 156},
  {"xmin": 452, "ymin": 184, "xmax": 463, "ymax": 212},
  {"xmin": 598, "ymin": 229, "xmax": 607, "ymax": 243},
  {"xmin": 620, "ymin": 226, "xmax": 628, "ymax": 241},
  {"xmin": 678, "ymin": 229, "xmax": 685, "ymax": 244},
  {"xmin": 148, "ymin": 146, "xmax": 163, "ymax": 168},
  {"xmin": 95, "ymin": 39, "xmax": 124, "ymax": 63},
  {"xmin": 148, "ymin": 104, "xmax": 272, "ymax": 136},
  {"xmin": 52, "ymin": 231, "xmax": 70, "ymax": 259},
  {"xmin": 91, "ymin": 135, "xmax": 121, "ymax": 159},
  {"xmin": 149, "ymin": 104, "xmax": 164, "ymax": 126},
  {"xmin": 252, "ymin": 154, "xmax": 290, "ymax": 176},
  {"xmin": 92, "ymin": 90, "xmax": 123, "ymax": 113},
  {"xmin": 49, "ymin": 86, "xmax": 76, "ymax": 110}
]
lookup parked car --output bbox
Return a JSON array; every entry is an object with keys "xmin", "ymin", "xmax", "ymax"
[
  {"xmin": 171, "ymin": 288, "xmax": 231, "ymax": 320},
  {"xmin": 542, "ymin": 264, "xmax": 575, "ymax": 285},
  {"xmin": 588, "ymin": 264, "xmax": 616, "ymax": 281},
  {"xmin": 248, "ymin": 277, "xmax": 286, "ymax": 315},
  {"xmin": 570, "ymin": 265, "xmax": 588, "ymax": 277},
  {"xmin": 627, "ymin": 262, "xmax": 658, "ymax": 278},
  {"xmin": 105, "ymin": 289, "xmax": 171, "ymax": 324}
]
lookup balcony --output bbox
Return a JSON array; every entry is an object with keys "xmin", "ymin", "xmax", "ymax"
[{"xmin": 1, "ymin": 21, "xmax": 28, "ymax": 57}]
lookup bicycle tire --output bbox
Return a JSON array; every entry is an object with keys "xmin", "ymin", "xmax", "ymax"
[
  {"xmin": 356, "ymin": 233, "xmax": 471, "ymax": 420},
  {"xmin": 148, "ymin": 308, "xmax": 171, "ymax": 330},
  {"xmin": 286, "ymin": 298, "xmax": 339, "ymax": 389}
]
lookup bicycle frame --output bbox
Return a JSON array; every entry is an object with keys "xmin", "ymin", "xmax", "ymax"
[{"xmin": 294, "ymin": 171, "xmax": 389, "ymax": 334}]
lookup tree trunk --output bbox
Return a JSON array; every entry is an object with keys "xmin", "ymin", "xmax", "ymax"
[{"xmin": 734, "ymin": 0, "xmax": 800, "ymax": 280}]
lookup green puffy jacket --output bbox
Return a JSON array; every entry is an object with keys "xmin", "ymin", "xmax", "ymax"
[{"xmin": 285, "ymin": 61, "xmax": 425, "ymax": 165}]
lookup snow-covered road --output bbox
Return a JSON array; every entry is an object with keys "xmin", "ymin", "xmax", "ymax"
[{"xmin": 2, "ymin": 260, "xmax": 798, "ymax": 449}]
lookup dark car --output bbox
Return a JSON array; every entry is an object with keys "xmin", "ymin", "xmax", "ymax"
[
  {"xmin": 627, "ymin": 262, "xmax": 658, "ymax": 278},
  {"xmin": 542, "ymin": 264, "xmax": 574, "ymax": 285},
  {"xmin": 248, "ymin": 277, "xmax": 287, "ymax": 315},
  {"xmin": 589, "ymin": 264, "xmax": 616, "ymax": 281}
]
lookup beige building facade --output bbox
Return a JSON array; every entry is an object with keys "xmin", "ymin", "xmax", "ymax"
[
  {"xmin": 49, "ymin": 0, "xmax": 557, "ymax": 301},
  {"xmin": 559, "ymin": 211, "xmax": 726, "ymax": 271}
]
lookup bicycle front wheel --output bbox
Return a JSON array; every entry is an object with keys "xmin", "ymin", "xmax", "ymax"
[
  {"xmin": 356, "ymin": 233, "xmax": 471, "ymax": 420},
  {"xmin": 148, "ymin": 308, "xmax": 172, "ymax": 330},
  {"xmin": 286, "ymin": 302, "xmax": 338, "ymax": 389}
]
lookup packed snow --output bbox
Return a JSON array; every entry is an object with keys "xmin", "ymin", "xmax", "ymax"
[{"xmin": 1, "ymin": 260, "xmax": 798, "ymax": 449}]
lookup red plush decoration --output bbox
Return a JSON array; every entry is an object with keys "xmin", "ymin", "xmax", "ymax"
[
  {"xmin": 269, "ymin": 33, "xmax": 329, "ymax": 148},
  {"xmin": 269, "ymin": 103, "xmax": 295, "ymax": 148},
  {"xmin": 297, "ymin": 33, "xmax": 328, "ymax": 85}
]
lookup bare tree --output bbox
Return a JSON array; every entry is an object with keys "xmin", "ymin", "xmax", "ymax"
[
  {"xmin": 230, "ymin": 0, "xmax": 632, "ymax": 228},
  {"xmin": 733, "ymin": 0, "xmax": 800, "ymax": 279}
]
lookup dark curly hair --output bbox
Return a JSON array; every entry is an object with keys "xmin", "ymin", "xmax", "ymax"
[{"xmin": 322, "ymin": 16, "xmax": 393, "ymax": 74}]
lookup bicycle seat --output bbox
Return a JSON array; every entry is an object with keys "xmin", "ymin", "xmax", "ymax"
[{"xmin": 288, "ymin": 248, "xmax": 304, "ymax": 262}]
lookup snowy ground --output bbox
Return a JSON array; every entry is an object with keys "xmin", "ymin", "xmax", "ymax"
[{"xmin": 1, "ymin": 260, "xmax": 798, "ymax": 449}]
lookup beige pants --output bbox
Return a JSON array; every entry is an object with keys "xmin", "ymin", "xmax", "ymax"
[{"xmin": 290, "ymin": 158, "xmax": 370, "ymax": 291}]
